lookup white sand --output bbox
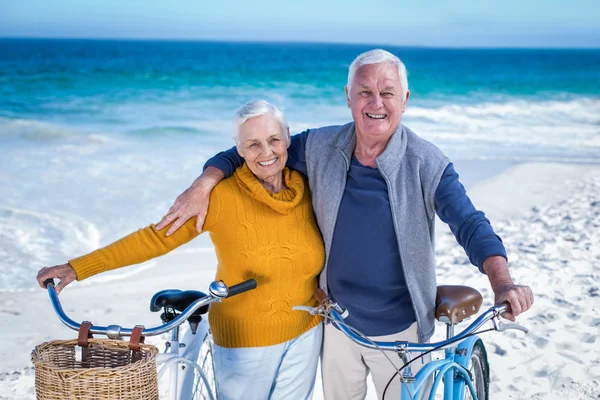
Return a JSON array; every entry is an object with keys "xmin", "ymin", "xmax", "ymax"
[
  {"xmin": 433, "ymin": 162, "xmax": 600, "ymax": 399},
  {"xmin": 1, "ymin": 162, "xmax": 599, "ymax": 399}
]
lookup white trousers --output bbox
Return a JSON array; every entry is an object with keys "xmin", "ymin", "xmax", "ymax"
[{"xmin": 214, "ymin": 323, "xmax": 322, "ymax": 400}]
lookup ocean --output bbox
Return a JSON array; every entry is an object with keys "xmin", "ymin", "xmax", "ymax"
[{"xmin": 1, "ymin": 39, "xmax": 599, "ymax": 291}]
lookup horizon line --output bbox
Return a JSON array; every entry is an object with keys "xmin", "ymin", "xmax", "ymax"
[{"xmin": 1, "ymin": 36, "xmax": 599, "ymax": 51}]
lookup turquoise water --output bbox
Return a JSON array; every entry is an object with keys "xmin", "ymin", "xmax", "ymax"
[
  {"xmin": 2, "ymin": 39, "xmax": 599, "ymax": 159},
  {"xmin": 2, "ymin": 39, "xmax": 599, "ymax": 160},
  {"xmin": 1, "ymin": 39, "xmax": 599, "ymax": 290}
]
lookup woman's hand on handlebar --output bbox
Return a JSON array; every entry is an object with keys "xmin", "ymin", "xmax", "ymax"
[{"xmin": 36, "ymin": 263, "xmax": 77, "ymax": 295}]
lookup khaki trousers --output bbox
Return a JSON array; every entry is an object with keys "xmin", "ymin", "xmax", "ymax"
[{"xmin": 322, "ymin": 322, "xmax": 431, "ymax": 400}]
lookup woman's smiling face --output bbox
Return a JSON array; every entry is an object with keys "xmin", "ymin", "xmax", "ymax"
[{"xmin": 237, "ymin": 114, "xmax": 288, "ymax": 183}]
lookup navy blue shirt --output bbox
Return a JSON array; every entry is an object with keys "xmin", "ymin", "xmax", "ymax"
[
  {"xmin": 327, "ymin": 156, "xmax": 415, "ymax": 335},
  {"xmin": 205, "ymin": 129, "xmax": 506, "ymax": 336}
]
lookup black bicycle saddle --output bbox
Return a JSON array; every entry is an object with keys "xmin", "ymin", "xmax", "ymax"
[{"xmin": 150, "ymin": 289, "xmax": 210, "ymax": 315}]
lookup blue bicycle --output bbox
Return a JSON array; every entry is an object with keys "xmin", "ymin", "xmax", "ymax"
[{"xmin": 294, "ymin": 285, "xmax": 529, "ymax": 400}]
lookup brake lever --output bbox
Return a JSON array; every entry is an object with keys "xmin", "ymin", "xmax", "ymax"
[
  {"xmin": 493, "ymin": 317, "xmax": 529, "ymax": 334},
  {"xmin": 292, "ymin": 305, "xmax": 321, "ymax": 315},
  {"xmin": 293, "ymin": 301, "xmax": 349, "ymax": 319}
]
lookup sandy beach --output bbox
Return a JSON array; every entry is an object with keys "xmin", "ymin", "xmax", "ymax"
[{"xmin": 1, "ymin": 160, "xmax": 599, "ymax": 400}]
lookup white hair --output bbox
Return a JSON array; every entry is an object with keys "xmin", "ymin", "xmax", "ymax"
[
  {"xmin": 347, "ymin": 49, "xmax": 408, "ymax": 99},
  {"xmin": 233, "ymin": 99, "xmax": 290, "ymax": 147}
]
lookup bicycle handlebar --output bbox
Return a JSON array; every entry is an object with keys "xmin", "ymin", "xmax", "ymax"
[
  {"xmin": 227, "ymin": 279, "xmax": 257, "ymax": 297},
  {"xmin": 320, "ymin": 298, "xmax": 525, "ymax": 353},
  {"xmin": 44, "ymin": 278, "xmax": 257, "ymax": 339},
  {"xmin": 495, "ymin": 302, "xmax": 510, "ymax": 315}
]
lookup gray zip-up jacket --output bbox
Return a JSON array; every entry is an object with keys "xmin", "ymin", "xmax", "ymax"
[{"xmin": 305, "ymin": 122, "xmax": 449, "ymax": 342}]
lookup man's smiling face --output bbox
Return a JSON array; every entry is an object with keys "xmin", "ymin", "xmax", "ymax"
[{"xmin": 345, "ymin": 62, "xmax": 409, "ymax": 142}]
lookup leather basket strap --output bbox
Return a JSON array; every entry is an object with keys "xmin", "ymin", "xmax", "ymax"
[
  {"xmin": 128, "ymin": 325, "xmax": 145, "ymax": 352},
  {"xmin": 77, "ymin": 321, "xmax": 93, "ymax": 364},
  {"xmin": 77, "ymin": 321, "xmax": 93, "ymax": 347}
]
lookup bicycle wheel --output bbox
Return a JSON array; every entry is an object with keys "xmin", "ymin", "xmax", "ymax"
[
  {"xmin": 464, "ymin": 342, "xmax": 489, "ymax": 400},
  {"xmin": 190, "ymin": 329, "xmax": 217, "ymax": 400}
]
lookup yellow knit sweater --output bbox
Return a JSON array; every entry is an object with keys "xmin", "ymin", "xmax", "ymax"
[{"xmin": 69, "ymin": 164, "xmax": 324, "ymax": 348}]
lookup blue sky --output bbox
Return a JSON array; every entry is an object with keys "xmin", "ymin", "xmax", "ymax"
[{"xmin": 1, "ymin": 0, "xmax": 599, "ymax": 48}]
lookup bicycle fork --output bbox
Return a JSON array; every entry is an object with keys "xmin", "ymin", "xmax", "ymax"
[
  {"xmin": 163, "ymin": 326, "xmax": 183, "ymax": 400},
  {"xmin": 158, "ymin": 319, "xmax": 210, "ymax": 400},
  {"xmin": 158, "ymin": 326, "xmax": 198, "ymax": 400}
]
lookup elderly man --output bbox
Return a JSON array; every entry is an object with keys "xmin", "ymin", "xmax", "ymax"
[{"xmin": 157, "ymin": 49, "xmax": 534, "ymax": 399}]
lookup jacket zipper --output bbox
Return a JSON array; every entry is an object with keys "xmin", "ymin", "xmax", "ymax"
[{"xmin": 378, "ymin": 163, "xmax": 423, "ymax": 343}]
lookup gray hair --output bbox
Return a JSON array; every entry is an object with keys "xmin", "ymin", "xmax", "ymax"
[
  {"xmin": 347, "ymin": 49, "xmax": 408, "ymax": 99},
  {"xmin": 233, "ymin": 99, "xmax": 290, "ymax": 147}
]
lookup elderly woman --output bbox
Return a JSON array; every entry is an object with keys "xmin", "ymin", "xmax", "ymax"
[{"xmin": 36, "ymin": 100, "xmax": 324, "ymax": 400}]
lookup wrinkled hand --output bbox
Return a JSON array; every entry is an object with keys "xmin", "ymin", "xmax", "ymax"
[
  {"xmin": 156, "ymin": 167, "xmax": 224, "ymax": 236},
  {"xmin": 36, "ymin": 263, "xmax": 77, "ymax": 295},
  {"xmin": 492, "ymin": 283, "xmax": 534, "ymax": 321},
  {"xmin": 156, "ymin": 184, "xmax": 210, "ymax": 236}
]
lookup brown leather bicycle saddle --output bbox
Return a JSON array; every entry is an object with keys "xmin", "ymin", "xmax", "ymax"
[{"xmin": 435, "ymin": 285, "xmax": 483, "ymax": 324}]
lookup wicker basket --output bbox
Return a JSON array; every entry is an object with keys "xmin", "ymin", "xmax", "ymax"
[{"xmin": 31, "ymin": 338, "xmax": 159, "ymax": 400}]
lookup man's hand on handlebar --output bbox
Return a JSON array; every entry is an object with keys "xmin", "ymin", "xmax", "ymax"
[{"xmin": 492, "ymin": 283, "xmax": 534, "ymax": 322}]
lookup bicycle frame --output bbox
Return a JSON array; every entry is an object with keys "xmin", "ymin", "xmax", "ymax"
[
  {"xmin": 156, "ymin": 317, "xmax": 215, "ymax": 400},
  {"xmin": 316, "ymin": 307, "xmax": 489, "ymax": 399},
  {"xmin": 300, "ymin": 291, "xmax": 527, "ymax": 400},
  {"xmin": 404, "ymin": 335, "xmax": 482, "ymax": 400},
  {"xmin": 42, "ymin": 278, "xmax": 257, "ymax": 400}
]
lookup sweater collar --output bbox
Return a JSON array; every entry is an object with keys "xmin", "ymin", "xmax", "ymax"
[
  {"xmin": 336, "ymin": 122, "xmax": 408, "ymax": 175},
  {"xmin": 234, "ymin": 163, "xmax": 305, "ymax": 215}
]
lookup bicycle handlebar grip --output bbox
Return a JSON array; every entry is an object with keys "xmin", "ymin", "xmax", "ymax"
[
  {"xmin": 226, "ymin": 279, "xmax": 257, "ymax": 298},
  {"xmin": 497, "ymin": 301, "xmax": 511, "ymax": 314},
  {"xmin": 43, "ymin": 278, "xmax": 55, "ymax": 289},
  {"xmin": 314, "ymin": 288, "xmax": 329, "ymax": 305}
]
